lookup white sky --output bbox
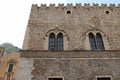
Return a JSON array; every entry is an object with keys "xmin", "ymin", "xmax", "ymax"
[{"xmin": 0, "ymin": 0, "xmax": 119, "ymax": 48}]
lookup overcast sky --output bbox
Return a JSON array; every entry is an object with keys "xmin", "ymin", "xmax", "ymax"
[{"xmin": 0, "ymin": 0, "xmax": 119, "ymax": 48}]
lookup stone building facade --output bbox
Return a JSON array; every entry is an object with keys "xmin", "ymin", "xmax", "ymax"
[
  {"xmin": 0, "ymin": 47, "xmax": 4, "ymax": 58},
  {"xmin": 0, "ymin": 52, "xmax": 20, "ymax": 80},
  {"xmin": 17, "ymin": 3, "xmax": 120, "ymax": 80}
]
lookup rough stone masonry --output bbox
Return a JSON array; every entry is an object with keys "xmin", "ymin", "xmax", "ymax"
[{"xmin": 17, "ymin": 3, "xmax": 120, "ymax": 80}]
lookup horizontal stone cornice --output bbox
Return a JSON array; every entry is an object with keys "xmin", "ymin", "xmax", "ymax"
[{"xmin": 20, "ymin": 50, "xmax": 120, "ymax": 58}]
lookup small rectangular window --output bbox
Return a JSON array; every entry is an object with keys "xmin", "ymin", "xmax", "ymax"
[
  {"xmin": 8, "ymin": 64, "xmax": 14, "ymax": 72},
  {"xmin": 97, "ymin": 77, "xmax": 111, "ymax": 80},
  {"xmin": 49, "ymin": 78, "xmax": 63, "ymax": 80}
]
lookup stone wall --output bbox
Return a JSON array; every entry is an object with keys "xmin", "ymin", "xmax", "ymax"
[
  {"xmin": 16, "ymin": 58, "xmax": 33, "ymax": 80},
  {"xmin": 0, "ymin": 53, "xmax": 19, "ymax": 80},
  {"xmin": 31, "ymin": 58, "xmax": 120, "ymax": 80},
  {"xmin": 19, "ymin": 3, "xmax": 120, "ymax": 80},
  {"xmin": 17, "ymin": 50, "xmax": 120, "ymax": 80},
  {"xmin": 23, "ymin": 4, "xmax": 120, "ymax": 50},
  {"xmin": 17, "ymin": 54, "xmax": 120, "ymax": 80}
]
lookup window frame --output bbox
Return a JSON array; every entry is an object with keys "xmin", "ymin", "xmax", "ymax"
[
  {"xmin": 49, "ymin": 33, "xmax": 64, "ymax": 51},
  {"xmin": 49, "ymin": 33, "xmax": 56, "ymax": 51},
  {"xmin": 7, "ymin": 63, "xmax": 14, "ymax": 72},
  {"xmin": 95, "ymin": 76, "xmax": 112, "ymax": 80},
  {"xmin": 46, "ymin": 28, "xmax": 69, "ymax": 50},
  {"xmin": 89, "ymin": 33, "xmax": 97, "ymax": 50},
  {"xmin": 49, "ymin": 78, "xmax": 63, "ymax": 80},
  {"xmin": 96, "ymin": 33, "xmax": 105, "ymax": 50},
  {"xmin": 5, "ymin": 63, "xmax": 15, "ymax": 80},
  {"xmin": 57, "ymin": 33, "xmax": 63, "ymax": 51},
  {"xmin": 89, "ymin": 32, "xmax": 105, "ymax": 50},
  {"xmin": 48, "ymin": 76, "xmax": 64, "ymax": 80}
]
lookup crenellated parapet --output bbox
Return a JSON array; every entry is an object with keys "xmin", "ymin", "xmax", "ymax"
[{"xmin": 31, "ymin": 3, "xmax": 120, "ymax": 10}]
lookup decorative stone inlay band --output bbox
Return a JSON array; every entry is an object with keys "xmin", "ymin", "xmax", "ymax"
[{"xmin": 20, "ymin": 50, "xmax": 120, "ymax": 58}]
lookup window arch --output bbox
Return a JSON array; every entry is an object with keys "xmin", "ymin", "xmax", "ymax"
[
  {"xmin": 49, "ymin": 33, "xmax": 55, "ymax": 51},
  {"xmin": 89, "ymin": 32, "xmax": 105, "ymax": 50},
  {"xmin": 89, "ymin": 33, "xmax": 97, "ymax": 50},
  {"xmin": 5, "ymin": 59, "xmax": 16, "ymax": 80},
  {"xmin": 46, "ymin": 27, "xmax": 69, "ymax": 50},
  {"xmin": 96, "ymin": 33, "xmax": 105, "ymax": 50},
  {"xmin": 49, "ymin": 33, "xmax": 64, "ymax": 51},
  {"xmin": 57, "ymin": 33, "xmax": 63, "ymax": 50}
]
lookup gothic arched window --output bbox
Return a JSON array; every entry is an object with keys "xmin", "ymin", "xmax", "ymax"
[
  {"xmin": 89, "ymin": 32, "xmax": 105, "ymax": 50},
  {"xmin": 57, "ymin": 33, "xmax": 63, "ymax": 50},
  {"xmin": 89, "ymin": 33, "xmax": 97, "ymax": 50},
  {"xmin": 49, "ymin": 33, "xmax": 64, "ymax": 51},
  {"xmin": 96, "ymin": 33, "xmax": 105, "ymax": 50},
  {"xmin": 49, "ymin": 33, "xmax": 55, "ymax": 51}
]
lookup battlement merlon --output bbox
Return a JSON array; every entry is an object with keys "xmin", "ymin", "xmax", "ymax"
[{"xmin": 31, "ymin": 3, "xmax": 120, "ymax": 10}]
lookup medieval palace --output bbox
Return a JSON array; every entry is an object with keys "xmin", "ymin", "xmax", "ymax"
[{"xmin": 17, "ymin": 3, "xmax": 120, "ymax": 80}]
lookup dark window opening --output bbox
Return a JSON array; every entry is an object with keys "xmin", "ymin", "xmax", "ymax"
[
  {"xmin": 57, "ymin": 33, "xmax": 63, "ymax": 50},
  {"xmin": 49, "ymin": 33, "xmax": 56, "ymax": 51},
  {"xmin": 105, "ymin": 11, "xmax": 109, "ymax": 15},
  {"xmin": 49, "ymin": 78, "xmax": 63, "ymax": 80},
  {"xmin": 49, "ymin": 33, "xmax": 64, "ymax": 51},
  {"xmin": 89, "ymin": 33, "xmax": 105, "ymax": 50},
  {"xmin": 89, "ymin": 33, "xmax": 97, "ymax": 50},
  {"xmin": 97, "ymin": 77, "xmax": 111, "ymax": 80},
  {"xmin": 96, "ymin": 33, "xmax": 105, "ymax": 50},
  {"xmin": 67, "ymin": 10, "xmax": 71, "ymax": 14},
  {"xmin": 8, "ymin": 64, "xmax": 14, "ymax": 72}
]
